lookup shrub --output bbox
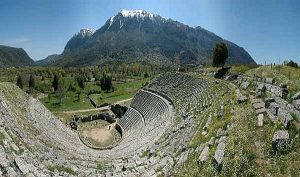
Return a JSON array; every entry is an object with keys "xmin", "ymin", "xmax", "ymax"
[
  {"xmin": 285, "ymin": 60, "xmax": 298, "ymax": 68},
  {"xmin": 111, "ymin": 104, "xmax": 128, "ymax": 118}
]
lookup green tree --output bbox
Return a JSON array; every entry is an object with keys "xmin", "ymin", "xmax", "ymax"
[
  {"xmin": 29, "ymin": 74, "xmax": 35, "ymax": 94},
  {"xmin": 286, "ymin": 60, "xmax": 298, "ymax": 68},
  {"xmin": 212, "ymin": 42, "xmax": 228, "ymax": 68},
  {"xmin": 144, "ymin": 72, "xmax": 150, "ymax": 78},
  {"xmin": 57, "ymin": 86, "xmax": 66, "ymax": 105},
  {"xmin": 56, "ymin": 78, "xmax": 66, "ymax": 105},
  {"xmin": 16, "ymin": 75, "xmax": 24, "ymax": 89},
  {"xmin": 47, "ymin": 93, "xmax": 51, "ymax": 103},
  {"xmin": 76, "ymin": 77, "xmax": 85, "ymax": 90},
  {"xmin": 77, "ymin": 91, "xmax": 81, "ymax": 101},
  {"xmin": 68, "ymin": 82, "xmax": 77, "ymax": 92},
  {"xmin": 52, "ymin": 74, "xmax": 60, "ymax": 92},
  {"xmin": 100, "ymin": 75, "xmax": 113, "ymax": 92}
]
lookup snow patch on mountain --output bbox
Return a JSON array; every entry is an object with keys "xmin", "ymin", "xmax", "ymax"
[
  {"xmin": 119, "ymin": 9, "xmax": 156, "ymax": 20},
  {"xmin": 77, "ymin": 29, "xmax": 95, "ymax": 37},
  {"xmin": 108, "ymin": 16, "xmax": 115, "ymax": 29}
]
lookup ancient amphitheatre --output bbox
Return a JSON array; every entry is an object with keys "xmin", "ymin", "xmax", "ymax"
[
  {"xmin": 1, "ymin": 3, "xmax": 300, "ymax": 177},
  {"xmin": 1, "ymin": 66, "xmax": 300, "ymax": 176}
]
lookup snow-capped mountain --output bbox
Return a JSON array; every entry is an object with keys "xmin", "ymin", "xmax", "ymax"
[
  {"xmin": 106, "ymin": 9, "xmax": 162, "ymax": 30},
  {"xmin": 119, "ymin": 9, "xmax": 156, "ymax": 19},
  {"xmin": 100, "ymin": 9, "xmax": 166, "ymax": 32},
  {"xmin": 64, "ymin": 28, "xmax": 95, "ymax": 52},
  {"xmin": 50, "ymin": 9, "xmax": 255, "ymax": 67}
]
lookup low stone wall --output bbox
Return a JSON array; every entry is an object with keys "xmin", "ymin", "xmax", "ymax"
[
  {"xmin": 70, "ymin": 113, "xmax": 115, "ymax": 130},
  {"xmin": 80, "ymin": 113, "xmax": 114, "ymax": 123},
  {"xmin": 115, "ymin": 123, "xmax": 123, "ymax": 137},
  {"xmin": 87, "ymin": 95, "xmax": 98, "ymax": 108}
]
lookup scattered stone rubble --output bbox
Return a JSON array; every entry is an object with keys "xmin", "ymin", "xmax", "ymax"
[
  {"xmin": 232, "ymin": 75, "xmax": 299, "ymax": 157},
  {"xmin": 240, "ymin": 81, "xmax": 250, "ymax": 90},
  {"xmin": 236, "ymin": 89, "xmax": 247, "ymax": 103},
  {"xmin": 292, "ymin": 91, "xmax": 300, "ymax": 111}
]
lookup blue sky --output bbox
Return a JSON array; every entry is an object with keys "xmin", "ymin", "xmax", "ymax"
[{"xmin": 0, "ymin": 0, "xmax": 299, "ymax": 64}]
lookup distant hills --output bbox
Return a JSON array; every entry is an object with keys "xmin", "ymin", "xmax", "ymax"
[
  {"xmin": 0, "ymin": 45, "xmax": 34, "ymax": 68},
  {"xmin": 35, "ymin": 54, "xmax": 60, "ymax": 66},
  {"xmin": 37, "ymin": 9, "xmax": 255, "ymax": 67}
]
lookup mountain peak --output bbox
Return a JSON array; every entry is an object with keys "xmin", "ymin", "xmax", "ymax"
[
  {"xmin": 104, "ymin": 9, "xmax": 162, "ymax": 31},
  {"xmin": 77, "ymin": 28, "xmax": 95, "ymax": 37},
  {"xmin": 64, "ymin": 28, "xmax": 95, "ymax": 52},
  {"xmin": 119, "ymin": 9, "xmax": 156, "ymax": 19}
]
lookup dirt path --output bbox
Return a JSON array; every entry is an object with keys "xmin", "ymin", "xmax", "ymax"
[{"xmin": 59, "ymin": 98, "xmax": 132, "ymax": 114}]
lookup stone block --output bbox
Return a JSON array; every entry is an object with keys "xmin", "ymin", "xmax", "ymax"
[
  {"xmin": 272, "ymin": 130, "xmax": 290, "ymax": 151},
  {"xmin": 255, "ymin": 108, "xmax": 265, "ymax": 115},
  {"xmin": 278, "ymin": 108, "xmax": 292, "ymax": 128},
  {"xmin": 15, "ymin": 157, "xmax": 30, "ymax": 174},
  {"xmin": 257, "ymin": 83, "xmax": 266, "ymax": 91},
  {"xmin": 225, "ymin": 74, "xmax": 238, "ymax": 81},
  {"xmin": 253, "ymin": 102, "xmax": 265, "ymax": 109},
  {"xmin": 265, "ymin": 78, "xmax": 274, "ymax": 84},
  {"xmin": 264, "ymin": 97, "xmax": 275, "ymax": 108},
  {"xmin": 269, "ymin": 102, "xmax": 279, "ymax": 116},
  {"xmin": 293, "ymin": 99, "xmax": 300, "ymax": 111},
  {"xmin": 292, "ymin": 91, "xmax": 300, "ymax": 100},
  {"xmin": 255, "ymin": 90, "xmax": 262, "ymax": 98},
  {"xmin": 265, "ymin": 83, "xmax": 272, "ymax": 91},
  {"xmin": 251, "ymin": 98, "xmax": 263, "ymax": 104},
  {"xmin": 6, "ymin": 167, "xmax": 18, "ymax": 177},
  {"xmin": 0, "ymin": 146, "xmax": 9, "ymax": 168},
  {"xmin": 258, "ymin": 114, "xmax": 263, "ymax": 127},
  {"xmin": 217, "ymin": 136, "xmax": 227, "ymax": 145},
  {"xmin": 216, "ymin": 128, "xmax": 227, "ymax": 138},
  {"xmin": 280, "ymin": 83, "xmax": 287, "ymax": 89},
  {"xmin": 213, "ymin": 142, "xmax": 226, "ymax": 171},
  {"xmin": 208, "ymin": 137, "xmax": 215, "ymax": 146},
  {"xmin": 176, "ymin": 150, "xmax": 189, "ymax": 167},
  {"xmin": 241, "ymin": 81, "xmax": 250, "ymax": 90},
  {"xmin": 198, "ymin": 146, "xmax": 210, "ymax": 163},
  {"xmin": 236, "ymin": 90, "xmax": 247, "ymax": 104}
]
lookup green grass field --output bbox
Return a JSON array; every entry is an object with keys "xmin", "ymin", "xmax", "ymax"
[
  {"xmin": 40, "ymin": 89, "xmax": 93, "ymax": 112},
  {"xmin": 39, "ymin": 77, "xmax": 150, "ymax": 122},
  {"xmin": 89, "ymin": 77, "xmax": 150, "ymax": 106}
]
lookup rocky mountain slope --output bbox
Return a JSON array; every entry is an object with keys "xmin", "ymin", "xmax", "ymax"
[
  {"xmin": 0, "ymin": 45, "xmax": 35, "ymax": 67},
  {"xmin": 39, "ymin": 10, "xmax": 256, "ymax": 67}
]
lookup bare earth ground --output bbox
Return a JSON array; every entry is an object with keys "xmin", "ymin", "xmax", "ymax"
[{"xmin": 83, "ymin": 126, "xmax": 113, "ymax": 146}]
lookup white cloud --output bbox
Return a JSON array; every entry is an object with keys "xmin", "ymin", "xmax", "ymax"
[{"xmin": 2, "ymin": 37, "xmax": 31, "ymax": 45}]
